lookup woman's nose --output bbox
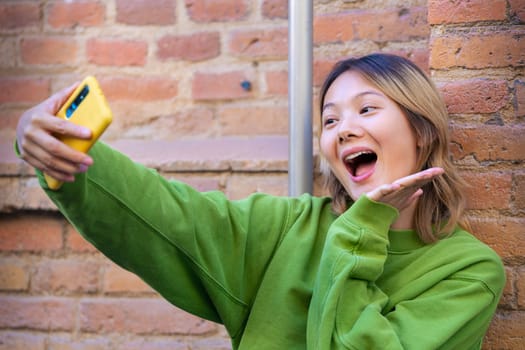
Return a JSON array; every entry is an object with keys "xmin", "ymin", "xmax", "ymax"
[{"xmin": 337, "ymin": 116, "xmax": 362, "ymax": 143}]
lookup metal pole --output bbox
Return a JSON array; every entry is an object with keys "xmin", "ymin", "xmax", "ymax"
[{"xmin": 288, "ymin": 0, "xmax": 313, "ymax": 196}]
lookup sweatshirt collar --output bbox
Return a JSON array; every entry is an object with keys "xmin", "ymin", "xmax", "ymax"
[{"xmin": 388, "ymin": 228, "xmax": 426, "ymax": 252}]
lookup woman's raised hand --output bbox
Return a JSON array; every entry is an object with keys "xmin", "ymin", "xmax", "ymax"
[
  {"xmin": 366, "ymin": 167, "xmax": 445, "ymax": 211},
  {"xmin": 16, "ymin": 83, "xmax": 94, "ymax": 183}
]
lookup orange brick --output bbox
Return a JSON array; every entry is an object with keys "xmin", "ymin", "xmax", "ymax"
[
  {"xmin": 428, "ymin": 0, "xmax": 506, "ymax": 24},
  {"xmin": 87, "ymin": 38, "xmax": 147, "ymax": 66},
  {"xmin": 79, "ymin": 297, "xmax": 216, "ymax": 334},
  {"xmin": 450, "ymin": 124, "xmax": 525, "ymax": 162},
  {"xmin": 116, "ymin": 0, "xmax": 175, "ymax": 25},
  {"xmin": 0, "ymin": 263, "xmax": 29, "ymax": 291},
  {"xmin": 192, "ymin": 71, "xmax": 254, "ymax": 100},
  {"xmin": 0, "ymin": 296, "xmax": 75, "ymax": 331},
  {"xmin": 228, "ymin": 28, "xmax": 288, "ymax": 59},
  {"xmin": 461, "ymin": 171, "xmax": 512, "ymax": 210},
  {"xmin": 430, "ymin": 31, "xmax": 525, "ymax": 69},
  {"xmin": 468, "ymin": 216, "xmax": 524, "ymax": 260},
  {"xmin": 218, "ymin": 105, "xmax": 288, "ymax": 135},
  {"xmin": 47, "ymin": 0, "xmax": 105, "ymax": 28},
  {"xmin": 0, "ymin": 215, "xmax": 63, "ymax": 252},
  {"xmin": 32, "ymin": 259, "xmax": 100, "ymax": 294},
  {"xmin": 262, "ymin": 0, "xmax": 288, "ymax": 19},
  {"xmin": 99, "ymin": 76, "xmax": 178, "ymax": 101},
  {"xmin": 0, "ymin": 2, "xmax": 40, "ymax": 29},
  {"xmin": 103, "ymin": 263, "xmax": 153, "ymax": 294},
  {"xmin": 21, "ymin": 37, "xmax": 78, "ymax": 65},
  {"xmin": 439, "ymin": 79, "xmax": 509, "ymax": 114},
  {"xmin": 185, "ymin": 0, "xmax": 248, "ymax": 22},
  {"xmin": 157, "ymin": 32, "xmax": 220, "ymax": 61},
  {"xmin": 0, "ymin": 77, "xmax": 50, "ymax": 104}
]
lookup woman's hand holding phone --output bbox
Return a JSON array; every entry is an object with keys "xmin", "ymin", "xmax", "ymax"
[{"xmin": 16, "ymin": 82, "xmax": 94, "ymax": 185}]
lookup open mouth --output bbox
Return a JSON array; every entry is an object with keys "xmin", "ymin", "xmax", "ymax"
[{"xmin": 344, "ymin": 150, "xmax": 377, "ymax": 178}]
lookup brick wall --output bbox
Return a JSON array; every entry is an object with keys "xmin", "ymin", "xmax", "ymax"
[
  {"xmin": 0, "ymin": 0, "xmax": 522, "ymax": 349},
  {"xmin": 428, "ymin": 0, "xmax": 525, "ymax": 349}
]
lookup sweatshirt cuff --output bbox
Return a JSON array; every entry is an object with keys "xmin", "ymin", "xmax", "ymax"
[{"xmin": 341, "ymin": 195, "xmax": 399, "ymax": 235}]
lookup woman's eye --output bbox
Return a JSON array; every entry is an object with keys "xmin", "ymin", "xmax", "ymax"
[
  {"xmin": 360, "ymin": 106, "xmax": 376, "ymax": 114},
  {"xmin": 323, "ymin": 117, "xmax": 336, "ymax": 126}
]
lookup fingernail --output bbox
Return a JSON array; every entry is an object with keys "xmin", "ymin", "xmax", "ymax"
[
  {"xmin": 83, "ymin": 156, "xmax": 93, "ymax": 166},
  {"xmin": 78, "ymin": 164, "xmax": 89, "ymax": 173}
]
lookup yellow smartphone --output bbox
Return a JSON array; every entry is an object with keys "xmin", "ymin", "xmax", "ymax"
[{"xmin": 44, "ymin": 76, "xmax": 113, "ymax": 190}]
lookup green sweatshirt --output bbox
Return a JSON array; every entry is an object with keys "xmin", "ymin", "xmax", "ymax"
[{"xmin": 37, "ymin": 142, "xmax": 504, "ymax": 349}]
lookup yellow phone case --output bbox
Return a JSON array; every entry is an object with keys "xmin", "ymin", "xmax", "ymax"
[{"xmin": 44, "ymin": 76, "xmax": 113, "ymax": 190}]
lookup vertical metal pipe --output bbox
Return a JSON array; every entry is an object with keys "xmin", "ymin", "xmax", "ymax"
[{"xmin": 288, "ymin": 0, "xmax": 313, "ymax": 196}]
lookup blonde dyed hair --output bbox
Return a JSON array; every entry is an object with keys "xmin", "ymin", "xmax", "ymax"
[{"xmin": 319, "ymin": 53, "xmax": 468, "ymax": 243}]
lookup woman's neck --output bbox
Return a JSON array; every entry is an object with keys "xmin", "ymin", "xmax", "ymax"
[{"xmin": 391, "ymin": 201, "xmax": 417, "ymax": 230}]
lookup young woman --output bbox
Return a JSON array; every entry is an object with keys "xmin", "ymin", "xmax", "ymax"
[{"xmin": 16, "ymin": 53, "xmax": 504, "ymax": 349}]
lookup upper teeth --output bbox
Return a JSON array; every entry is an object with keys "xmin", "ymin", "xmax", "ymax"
[{"xmin": 345, "ymin": 151, "xmax": 373, "ymax": 162}]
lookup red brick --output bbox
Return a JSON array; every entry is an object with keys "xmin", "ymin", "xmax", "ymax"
[
  {"xmin": 157, "ymin": 32, "xmax": 220, "ymax": 62},
  {"xmin": 518, "ymin": 267, "xmax": 525, "ymax": 309},
  {"xmin": 47, "ymin": 335, "xmax": 111, "ymax": 349},
  {"xmin": 385, "ymin": 48, "xmax": 430, "ymax": 73},
  {"xmin": 226, "ymin": 173, "xmax": 287, "ymax": 199},
  {"xmin": 116, "ymin": 0, "xmax": 175, "ymax": 25},
  {"xmin": 450, "ymin": 124, "xmax": 525, "ymax": 162},
  {"xmin": 355, "ymin": 7, "xmax": 429, "ymax": 42},
  {"xmin": 0, "ymin": 37, "xmax": 16, "ymax": 68},
  {"xmin": 0, "ymin": 2, "xmax": 40, "ymax": 29},
  {"xmin": 0, "ymin": 297, "xmax": 75, "ymax": 331},
  {"xmin": 218, "ymin": 105, "xmax": 288, "ymax": 135},
  {"xmin": 0, "ymin": 332, "xmax": 45, "ymax": 350},
  {"xmin": 99, "ymin": 76, "xmax": 178, "ymax": 101},
  {"xmin": 0, "ymin": 215, "xmax": 63, "ymax": 252},
  {"xmin": 510, "ymin": 0, "xmax": 525, "ymax": 22},
  {"xmin": 47, "ymin": 0, "xmax": 105, "ymax": 29},
  {"xmin": 262, "ymin": 0, "xmax": 288, "ymax": 19},
  {"xmin": 66, "ymin": 225, "xmax": 98, "ymax": 253},
  {"xmin": 461, "ymin": 171, "xmax": 512, "ymax": 210},
  {"xmin": 79, "ymin": 298, "xmax": 216, "ymax": 334},
  {"xmin": 192, "ymin": 71, "xmax": 254, "ymax": 100},
  {"xmin": 103, "ymin": 264, "xmax": 153, "ymax": 294},
  {"xmin": 430, "ymin": 31, "xmax": 525, "ymax": 69},
  {"xmin": 32, "ymin": 259, "xmax": 99, "ymax": 294},
  {"xmin": 514, "ymin": 172, "xmax": 525, "ymax": 210},
  {"xmin": 0, "ymin": 77, "xmax": 50, "ymax": 104},
  {"xmin": 265, "ymin": 70, "xmax": 288, "ymax": 96},
  {"xmin": 439, "ymin": 79, "xmax": 509, "ymax": 114},
  {"xmin": 428, "ymin": 0, "xmax": 506, "ymax": 24},
  {"xmin": 515, "ymin": 80, "xmax": 525, "ymax": 117},
  {"xmin": 313, "ymin": 12, "xmax": 356, "ymax": 44},
  {"xmin": 483, "ymin": 311, "xmax": 525, "ymax": 349},
  {"xmin": 185, "ymin": 0, "xmax": 248, "ymax": 22},
  {"xmin": 228, "ymin": 28, "xmax": 288, "ymax": 59},
  {"xmin": 0, "ymin": 263, "xmax": 29, "ymax": 291},
  {"xmin": 87, "ymin": 38, "xmax": 147, "ymax": 66},
  {"xmin": 498, "ymin": 266, "xmax": 515, "ymax": 309},
  {"xmin": 468, "ymin": 216, "xmax": 524, "ymax": 260},
  {"xmin": 313, "ymin": 59, "xmax": 338, "ymax": 87},
  {"xmin": 21, "ymin": 37, "xmax": 78, "ymax": 65}
]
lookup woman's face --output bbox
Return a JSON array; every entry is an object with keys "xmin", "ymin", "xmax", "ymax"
[{"xmin": 320, "ymin": 70, "xmax": 419, "ymax": 200}]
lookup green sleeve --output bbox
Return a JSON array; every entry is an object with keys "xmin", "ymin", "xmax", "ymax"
[
  {"xmin": 38, "ymin": 141, "xmax": 291, "ymax": 338},
  {"xmin": 307, "ymin": 196, "xmax": 504, "ymax": 350}
]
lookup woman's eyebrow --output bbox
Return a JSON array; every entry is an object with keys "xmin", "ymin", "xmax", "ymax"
[{"xmin": 322, "ymin": 90, "xmax": 384, "ymax": 113}]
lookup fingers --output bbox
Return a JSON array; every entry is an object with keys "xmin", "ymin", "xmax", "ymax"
[{"xmin": 366, "ymin": 168, "xmax": 444, "ymax": 210}]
